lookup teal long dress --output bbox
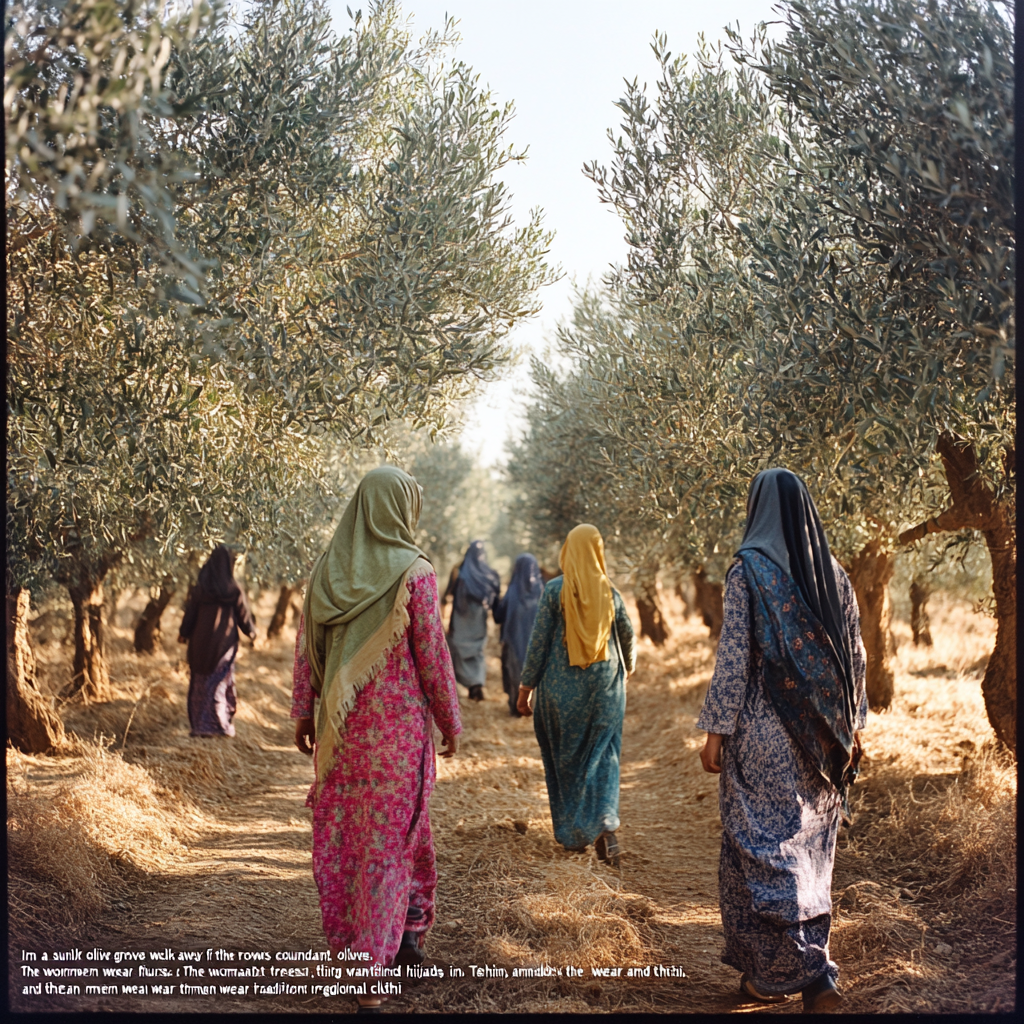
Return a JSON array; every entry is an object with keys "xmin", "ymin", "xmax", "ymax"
[{"xmin": 519, "ymin": 578, "xmax": 636, "ymax": 849}]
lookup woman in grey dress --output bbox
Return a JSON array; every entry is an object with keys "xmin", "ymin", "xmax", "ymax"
[
  {"xmin": 443, "ymin": 540, "xmax": 500, "ymax": 701},
  {"xmin": 697, "ymin": 468, "xmax": 867, "ymax": 1013}
]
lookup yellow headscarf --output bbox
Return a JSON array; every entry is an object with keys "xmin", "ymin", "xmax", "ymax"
[{"xmin": 559, "ymin": 524, "xmax": 615, "ymax": 669}]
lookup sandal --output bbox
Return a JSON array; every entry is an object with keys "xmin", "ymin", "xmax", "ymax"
[
  {"xmin": 738, "ymin": 974, "xmax": 789, "ymax": 1004},
  {"xmin": 468, "ymin": 685, "xmax": 484, "ymax": 702},
  {"xmin": 801, "ymin": 973, "xmax": 842, "ymax": 1013},
  {"xmin": 595, "ymin": 831, "xmax": 621, "ymax": 867}
]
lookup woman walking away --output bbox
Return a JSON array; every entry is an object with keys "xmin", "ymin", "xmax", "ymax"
[
  {"xmin": 492, "ymin": 553, "xmax": 544, "ymax": 716},
  {"xmin": 443, "ymin": 540, "xmax": 500, "ymax": 701},
  {"xmin": 178, "ymin": 544, "xmax": 257, "ymax": 737},
  {"xmin": 517, "ymin": 524, "xmax": 635, "ymax": 865},
  {"xmin": 697, "ymin": 468, "xmax": 867, "ymax": 1013},
  {"xmin": 291, "ymin": 466, "xmax": 461, "ymax": 1011}
]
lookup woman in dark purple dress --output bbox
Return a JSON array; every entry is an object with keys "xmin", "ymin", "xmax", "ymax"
[{"xmin": 178, "ymin": 545, "xmax": 257, "ymax": 737}]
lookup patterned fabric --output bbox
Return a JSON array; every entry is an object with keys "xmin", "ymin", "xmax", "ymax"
[
  {"xmin": 736, "ymin": 469, "xmax": 857, "ymax": 740},
  {"xmin": 697, "ymin": 557, "xmax": 867, "ymax": 995},
  {"xmin": 291, "ymin": 565, "xmax": 461, "ymax": 966},
  {"xmin": 188, "ymin": 647, "xmax": 238, "ymax": 736},
  {"xmin": 520, "ymin": 577, "xmax": 636, "ymax": 849},
  {"xmin": 739, "ymin": 550, "xmax": 856, "ymax": 815}
]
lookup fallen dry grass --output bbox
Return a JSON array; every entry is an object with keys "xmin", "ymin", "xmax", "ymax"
[
  {"xmin": 827, "ymin": 596, "xmax": 1017, "ymax": 1014},
  {"xmin": 7, "ymin": 739, "xmax": 196, "ymax": 944},
  {"xmin": 7, "ymin": 583, "xmax": 1016, "ymax": 1014}
]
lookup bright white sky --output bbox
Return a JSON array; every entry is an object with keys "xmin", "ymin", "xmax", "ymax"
[{"xmin": 327, "ymin": 0, "xmax": 784, "ymax": 466}]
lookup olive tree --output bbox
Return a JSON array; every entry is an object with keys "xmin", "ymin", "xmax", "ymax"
[
  {"xmin": 6, "ymin": 0, "xmax": 555, "ymax": 720},
  {"xmin": 725, "ymin": 0, "xmax": 1014, "ymax": 742},
  {"xmin": 515, "ymin": 0, "xmax": 1012, "ymax": 743}
]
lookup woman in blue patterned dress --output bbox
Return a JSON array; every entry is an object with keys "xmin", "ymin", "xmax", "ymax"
[
  {"xmin": 697, "ymin": 469, "xmax": 867, "ymax": 1013},
  {"xmin": 517, "ymin": 525, "xmax": 636, "ymax": 865}
]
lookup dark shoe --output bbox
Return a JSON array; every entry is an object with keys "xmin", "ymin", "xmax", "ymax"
[
  {"xmin": 393, "ymin": 929, "xmax": 425, "ymax": 968},
  {"xmin": 595, "ymin": 831, "xmax": 620, "ymax": 867},
  {"xmin": 738, "ymin": 973, "xmax": 789, "ymax": 1004},
  {"xmin": 802, "ymin": 973, "xmax": 842, "ymax": 1013},
  {"xmin": 564, "ymin": 843, "xmax": 587, "ymax": 853},
  {"xmin": 468, "ymin": 686, "xmax": 484, "ymax": 702}
]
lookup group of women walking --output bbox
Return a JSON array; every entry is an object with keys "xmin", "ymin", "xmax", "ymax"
[{"xmin": 179, "ymin": 465, "xmax": 866, "ymax": 1013}]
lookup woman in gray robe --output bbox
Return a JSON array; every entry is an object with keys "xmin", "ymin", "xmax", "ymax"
[
  {"xmin": 443, "ymin": 540, "xmax": 500, "ymax": 701},
  {"xmin": 697, "ymin": 468, "xmax": 867, "ymax": 1013}
]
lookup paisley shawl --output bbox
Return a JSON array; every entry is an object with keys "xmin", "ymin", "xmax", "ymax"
[{"xmin": 739, "ymin": 549, "xmax": 857, "ymax": 818}]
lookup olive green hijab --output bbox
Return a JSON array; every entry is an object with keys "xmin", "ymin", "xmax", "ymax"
[{"xmin": 302, "ymin": 465, "xmax": 430, "ymax": 785}]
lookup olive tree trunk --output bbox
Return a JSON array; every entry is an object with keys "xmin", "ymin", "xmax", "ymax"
[
  {"xmin": 692, "ymin": 567, "xmax": 724, "ymax": 639},
  {"xmin": 847, "ymin": 538, "xmax": 897, "ymax": 711},
  {"xmin": 267, "ymin": 583, "xmax": 298, "ymax": 639},
  {"xmin": 66, "ymin": 576, "xmax": 110, "ymax": 702},
  {"xmin": 675, "ymin": 576, "xmax": 694, "ymax": 619},
  {"xmin": 909, "ymin": 576, "xmax": 934, "ymax": 647},
  {"xmin": 6, "ymin": 588, "xmax": 66, "ymax": 753},
  {"xmin": 634, "ymin": 563, "xmax": 670, "ymax": 646},
  {"xmin": 900, "ymin": 435, "xmax": 1016, "ymax": 753},
  {"xmin": 133, "ymin": 576, "xmax": 176, "ymax": 653}
]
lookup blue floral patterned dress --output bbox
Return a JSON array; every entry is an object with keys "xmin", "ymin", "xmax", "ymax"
[
  {"xmin": 696, "ymin": 556, "xmax": 867, "ymax": 995},
  {"xmin": 520, "ymin": 578, "xmax": 636, "ymax": 849}
]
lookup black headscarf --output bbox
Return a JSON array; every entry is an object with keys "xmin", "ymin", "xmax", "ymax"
[
  {"xmin": 196, "ymin": 544, "xmax": 241, "ymax": 603},
  {"xmin": 455, "ymin": 540, "xmax": 501, "ymax": 612},
  {"xmin": 736, "ymin": 468, "xmax": 855, "ymax": 719}
]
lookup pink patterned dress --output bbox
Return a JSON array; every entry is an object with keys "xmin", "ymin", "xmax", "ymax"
[{"xmin": 291, "ymin": 563, "xmax": 462, "ymax": 965}]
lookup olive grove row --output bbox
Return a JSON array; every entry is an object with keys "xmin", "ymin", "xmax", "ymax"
[
  {"xmin": 6, "ymin": 0, "xmax": 554, "ymax": 746},
  {"xmin": 507, "ymin": 0, "xmax": 1015, "ymax": 749}
]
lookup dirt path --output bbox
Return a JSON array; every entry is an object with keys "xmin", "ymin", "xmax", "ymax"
[{"xmin": 9, "ymin": 588, "xmax": 1014, "ymax": 1014}]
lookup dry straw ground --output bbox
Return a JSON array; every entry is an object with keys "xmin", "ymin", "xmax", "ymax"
[{"xmin": 7, "ymin": 585, "xmax": 1016, "ymax": 1013}]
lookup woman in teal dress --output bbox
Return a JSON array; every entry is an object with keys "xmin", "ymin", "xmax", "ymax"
[{"xmin": 517, "ymin": 524, "xmax": 635, "ymax": 864}]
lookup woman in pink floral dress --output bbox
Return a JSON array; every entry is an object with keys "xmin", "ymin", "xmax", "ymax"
[{"xmin": 291, "ymin": 466, "xmax": 461, "ymax": 1010}]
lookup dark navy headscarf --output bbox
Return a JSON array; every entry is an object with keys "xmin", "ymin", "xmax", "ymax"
[
  {"xmin": 455, "ymin": 540, "xmax": 501, "ymax": 613},
  {"xmin": 736, "ymin": 469, "xmax": 858, "ymax": 812},
  {"xmin": 493, "ymin": 553, "xmax": 543, "ymax": 666}
]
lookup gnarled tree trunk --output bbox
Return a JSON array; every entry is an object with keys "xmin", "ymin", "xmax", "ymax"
[
  {"xmin": 675, "ymin": 576, "xmax": 694, "ymax": 619},
  {"xmin": 901, "ymin": 435, "xmax": 1016, "ymax": 753},
  {"xmin": 635, "ymin": 564, "xmax": 670, "ymax": 646},
  {"xmin": 692, "ymin": 567, "xmax": 724, "ymax": 639},
  {"xmin": 7, "ymin": 588, "xmax": 66, "ymax": 753},
  {"xmin": 847, "ymin": 539, "xmax": 896, "ymax": 711},
  {"xmin": 909, "ymin": 576, "xmax": 933, "ymax": 647},
  {"xmin": 981, "ymin": 509, "xmax": 1016, "ymax": 753},
  {"xmin": 267, "ymin": 583, "xmax": 298, "ymax": 639},
  {"xmin": 133, "ymin": 577, "xmax": 176, "ymax": 653},
  {"xmin": 66, "ymin": 577, "xmax": 110, "ymax": 702}
]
